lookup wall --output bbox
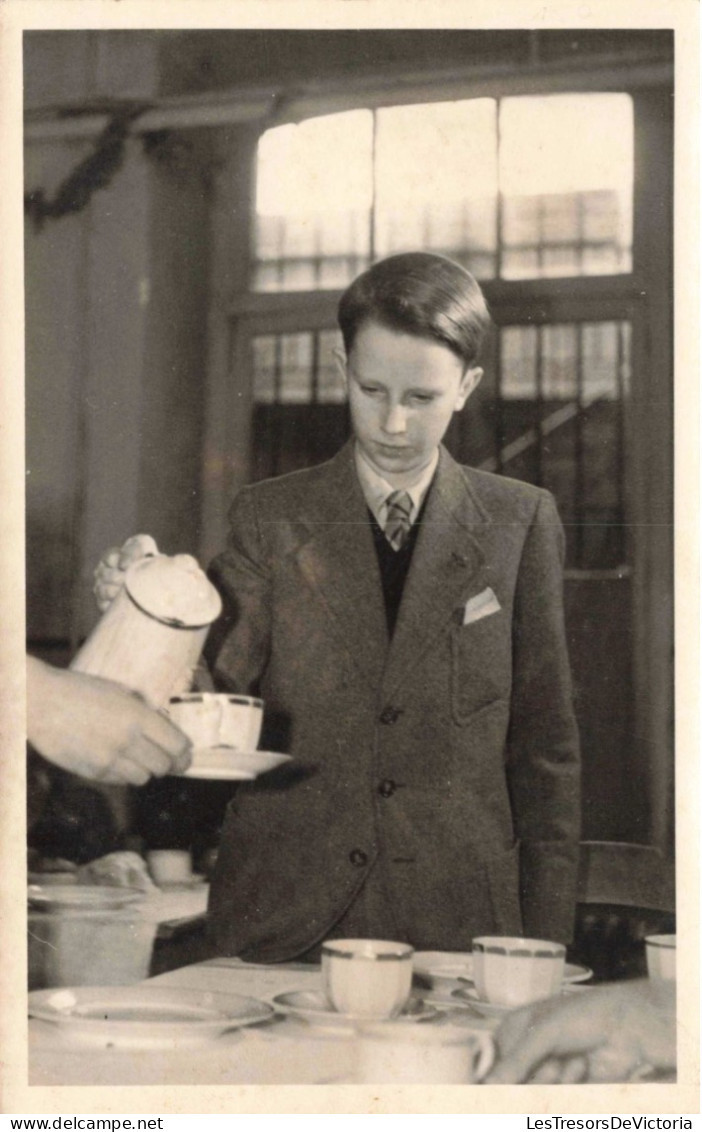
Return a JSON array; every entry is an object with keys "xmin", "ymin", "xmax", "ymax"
[{"xmin": 25, "ymin": 33, "xmax": 211, "ymax": 644}]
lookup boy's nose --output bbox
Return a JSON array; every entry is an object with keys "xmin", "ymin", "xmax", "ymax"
[{"xmin": 382, "ymin": 403, "xmax": 407, "ymax": 434}]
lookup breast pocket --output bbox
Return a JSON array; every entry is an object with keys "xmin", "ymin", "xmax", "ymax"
[{"xmin": 450, "ymin": 611, "xmax": 512, "ymax": 726}]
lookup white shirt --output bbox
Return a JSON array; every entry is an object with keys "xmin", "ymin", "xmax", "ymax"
[{"xmin": 354, "ymin": 445, "xmax": 439, "ymax": 531}]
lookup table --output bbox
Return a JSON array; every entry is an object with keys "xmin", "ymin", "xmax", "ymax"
[{"xmin": 28, "ymin": 957, "xmax": 494, "ymax": 1086}]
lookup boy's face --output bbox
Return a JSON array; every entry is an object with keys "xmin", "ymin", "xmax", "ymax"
[{"xmin": 336, "ymin": 320, "xmax": 482, "ymax": 488}]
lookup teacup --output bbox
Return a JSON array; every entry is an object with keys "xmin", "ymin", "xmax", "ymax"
[
  {"xmin": 356, "ymin": 1022, "xmax": 495, "ymax": 1084},
  {"xmin": 321, "ymin": 938, "xmax": 413, "ymax": 1019},
  {"xmin": 166, "ymin": 693, "xmax": 263, "ymax": 753},
  {"xmin": 472, "ymin": 936, "xmax": 566, "ymax": 1007},
  {"xmin": 147, "ymin": 849, "xmax": 193, "ymax": 886},
  {"xmin": 645, "ymin": 934, "xmax": 676, "ymax": 980}
]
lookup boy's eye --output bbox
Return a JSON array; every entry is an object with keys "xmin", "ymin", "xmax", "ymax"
[
  {"xmin": 410, "ymin": 393, "xmax": 435, "ymax": 405},
  {"xmin": 360, "ymin": 384, "xmax": 383, "ymax": 396}
]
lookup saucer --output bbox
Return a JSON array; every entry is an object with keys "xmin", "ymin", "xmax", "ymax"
[
  {"xmin": 453, "ymin": 983, "xmax": 590, "ymax": 1017},
  {"xmin": 563, "ymin": 963, "xmax": 593, "ymax": 984},
  {"xmin": 272, "ymin": 989, "xmax": 437, "ymax": 1031},
  {"xmin": 451, "ymin": 988, "xmax": 521, "ymax": 1018},
  {"xmin": 413, "ymin": 951, "xmax": 474, "ymax": 990},
  {"xmin": 414, "ymin": 951, "xmax": 592, "ymax": 988},
  {"xmin": 180, "ymin": 749, "xmax": 292, "ymax": 781}
]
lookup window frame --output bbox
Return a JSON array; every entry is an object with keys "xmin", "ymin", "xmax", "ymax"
[{"xmin": 200, "ymin": 68, "xmax": 673, "ymax": 847}]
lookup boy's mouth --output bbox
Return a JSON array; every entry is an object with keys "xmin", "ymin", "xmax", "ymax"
[{"xmin": 376, "ymin": 443, "xmax": 412, "ymax": 455}]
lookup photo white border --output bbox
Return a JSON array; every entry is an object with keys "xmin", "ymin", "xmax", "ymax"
[{"xmin": 1, "ymin": 0, "xmax": 698, "ymax": 1117}]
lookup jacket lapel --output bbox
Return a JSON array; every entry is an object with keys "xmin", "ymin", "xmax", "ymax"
[
  {"xmin": 382, "ymin": 447, "xmax": 491, "ymax": 699},
  {"xmin": 295, "ymin": 444, "xmax": 389, "ymax": 692}
]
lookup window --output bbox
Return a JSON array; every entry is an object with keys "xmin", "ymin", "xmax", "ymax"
[
  {"xmin": 246, "ymin": 90, "xmax": 636, "ymax": 572},
  {"xmin": 218, "ymin": 63, "xmax": 672, "ymax": 846},
  {"xmin": 254, "ymin": 93, "xmax": 633, "ymax": 290},
  {"xmin": 491, "ymin": 320, "xmax": 631, "ymax": 569}
]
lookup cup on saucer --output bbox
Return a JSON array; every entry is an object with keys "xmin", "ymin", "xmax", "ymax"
[
  {"xmin": 166, "ymin": 693, "xmax": 264, "ymax": 771},
  {"xmin": 146, "ymin": 849, "xmax": 193, "ymax": 887},
  {"xmin": 321, "ymin": 938, "xmax": 414, "ymax": 1019},
  {"xmin": 472, "ymin": 936, "xmax": 566, "ymax": 1008},
  {"xmin": 645, "ymin": 934, "xmax": 676, "ymax": 980}
]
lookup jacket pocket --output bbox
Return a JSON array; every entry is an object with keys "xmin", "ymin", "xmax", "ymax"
[
  {"xmin": 450, "ymin": 618, "xmax": 510, "ymax": 725},
  {"xmin": 485, "ymin": 841, "xmax": 523, "ymax": 935}
]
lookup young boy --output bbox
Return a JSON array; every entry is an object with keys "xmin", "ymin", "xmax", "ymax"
[
  {"xmin": 204, "ymin": 252, "xmax": 580, "ymax": 961},
  {"xmin": 97, "ymin": 252, "xmax": 581, "ymax": 962}
]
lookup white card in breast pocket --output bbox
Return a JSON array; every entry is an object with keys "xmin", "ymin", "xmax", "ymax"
[{"xmin": 463, "ymin": 587, "xmax": 501, "ymax": 626}]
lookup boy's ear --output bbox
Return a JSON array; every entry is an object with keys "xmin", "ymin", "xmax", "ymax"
[{"xmin": 455, "ymin": 366, "xmax": 483, "ymax": 411}]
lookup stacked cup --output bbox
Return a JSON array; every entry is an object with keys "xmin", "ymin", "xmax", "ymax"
[{"xmin": 320, "ymin": 937, "xmax": 494, "ymax": 1084}]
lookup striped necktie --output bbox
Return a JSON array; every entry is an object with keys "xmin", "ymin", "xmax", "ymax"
[{"xmin": 383, "ymin": 490, "xmax": 413, "ymax": 551}]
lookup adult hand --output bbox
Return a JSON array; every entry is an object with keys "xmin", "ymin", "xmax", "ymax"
[
  {"xmin": 27, "ymin": 657, "xmax": 191, "ymax": 785},
  {"xmin": 486, "ymin": 980, "xmax": 676, "ymax": 1084},
  {"xmin": 93, "ymin": 533, "xmax": 158, "ymax": 612}
]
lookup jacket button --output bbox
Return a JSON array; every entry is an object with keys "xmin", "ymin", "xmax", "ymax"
[
  {"xmin": 349, "ymin": 849, "xmax": 368, "ymax": 867},
  {"xmin": 379, "ymin": 706, "xmax": 401, "ymax": 725},
  {"xmin": 378, "ymin": 779, "xmax": 396, "ymax": 798}
]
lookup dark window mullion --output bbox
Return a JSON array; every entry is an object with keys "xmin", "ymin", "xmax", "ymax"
[
  {"xmin": 276, "ymin": 216, "xmax": 285, "ymax": 289},
  {"xmin": 273, "ymin": 335, "xmax": 283, "ymax": 403},
  {"xmin": 495, "ymin": 97, "xmax": 504, "ymax": 280},
  {"xmin": 576, "ymin": 191, "xmax": 585, "ymax": 274},
  {"xmin": 537, "ymin": 195, "xmax": 544, "ymax": 275},
  {"xmin": 574, "ymin": 323, "xmax": 585, "ymax": 567},
  {"xmin": 615, "ymin": 320, "xmax": 628, "ymax": 565},
  {"xmin": 310, "ymin": 332, "xmax": 320, "ymax": 404},
  {"xmin": 312, "ymin": 219, "xmax": 323, "ymax": 288},
  {"xmin": 494, "ymin": 329, "xmax": 504, "ymax": 474},
  {"xmin": 272, "ymin": 334, "xmax": 284, "ymax": 476},
  {"xmin": 535, "ymin": 324, "xmax": 544, "ymax": 486},
  {"xmin": 370, "ymin": 109, "xmax": 378, "ymax": 263}
]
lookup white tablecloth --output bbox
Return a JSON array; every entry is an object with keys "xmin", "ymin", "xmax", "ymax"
[{"xmin": 29, "ymin": 957, "xmax": 493, "ymax": 1086}]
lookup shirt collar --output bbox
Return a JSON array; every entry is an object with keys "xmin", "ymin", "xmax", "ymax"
[{"xmin": 354, "ymin": 444, "xmax": 439, "ymax": 526}]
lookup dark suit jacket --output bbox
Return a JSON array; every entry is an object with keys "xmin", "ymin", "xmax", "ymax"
[{"xmin": 206, "ymin": 443, "xmax": 581, "ymax": 961}]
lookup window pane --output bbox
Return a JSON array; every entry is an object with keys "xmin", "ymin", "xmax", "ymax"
[
  {"xmin": 501, "ymin": 324, "xmax": 538, "ymax": 399},
  {"xmin": 253, "ymin": 333, "xmax": 315, "ymax": 403},
  {"xmin": 253, "ymin": 329, "xmax": 346, "ymax": 405},
  {"xmin": 254, "ymin": 110, "xmax": 373, "ymax": 291},
  {"xmin": 253, "ymin": 92, "xmax": 633, "ymax": 291},
  {"xmin": 494, "ymin": 320, "xmax": 630, "ymax": 567},
  {"xmin": 499, "ymin": 94, "xmax": 633, "ymax": 279},
  {"xmin": 252, "ymin": 335, "xmax": 277, "ymax": 403},
  {"xmin": 375, "ymin": 100, "xmax": 498, "ymax": 278},
  {"xmin": 542, "ymin": 324, "xmax": 578, "ymax": 400}
]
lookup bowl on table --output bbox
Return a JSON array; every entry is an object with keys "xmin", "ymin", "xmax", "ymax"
[
  {"xmin": 28, "ymin": 908, "xmax": 158, "ymax": 990},
  {"xmin": 28, "ymin": 884, "xmax": 145, "ymax": 912}
]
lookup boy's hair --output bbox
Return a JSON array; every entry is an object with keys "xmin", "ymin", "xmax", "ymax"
[{"xmin": 337, "ymin": 251, "xmax": 491, "ymax": 368}]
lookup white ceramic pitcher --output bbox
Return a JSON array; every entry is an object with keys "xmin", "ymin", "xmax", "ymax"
[{"xmin": 71, "ymin": 543, "xmax": 222, "ymax": 708}]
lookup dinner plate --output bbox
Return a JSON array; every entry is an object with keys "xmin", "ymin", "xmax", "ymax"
[
  {"xmin": 272, "ymin": 990, "xmax": 437, "ymax": 1030},
  {"xmin": 28, "ymin": 985, "xmax": 274, "ymax": 1048},
  {"xmin": 27, "ymin": 885, "xmax": 145, "ymax": 912},
  {"xmin": 452, "ymin": 983, "xmax": 591, "ymax": 1018},
  {"xmin": 180, "ymin": 749, "xmax": 292, "ymax": 781}
]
